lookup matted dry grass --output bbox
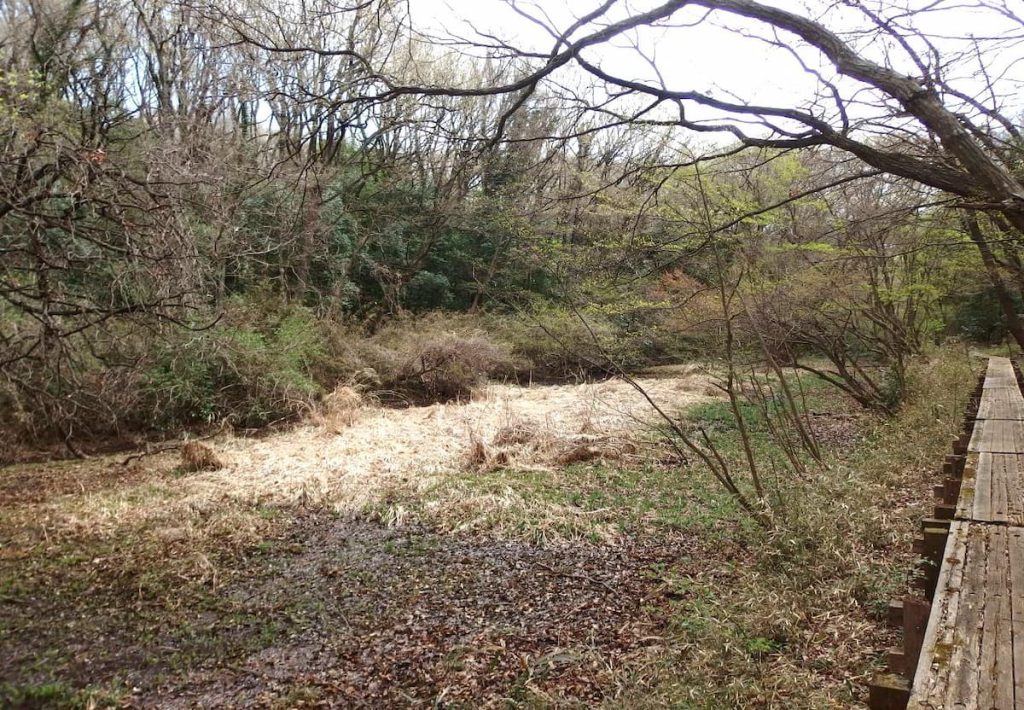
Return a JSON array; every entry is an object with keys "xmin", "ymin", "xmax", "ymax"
[{"xmin": 4, "ymin": 371, "xmax": 716, "ymax": 545}]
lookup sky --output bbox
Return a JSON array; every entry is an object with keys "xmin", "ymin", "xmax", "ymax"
[{"xmin": 405, "ymin": 0, "xmax": 1024, "ymax": 141}]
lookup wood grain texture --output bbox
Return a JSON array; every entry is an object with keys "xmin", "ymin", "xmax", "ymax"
[
  {"xmin": 982, "ymin": 357, "xmax": 1019, "ymax": 390},
  {"xmin": 969, "ymin": 419, "xmax": 1024, "ymax": 454},
  {"xmin": 908, "ymin": 358, "xmax": 1024, "ymax": 709},
  {"xmin": 907, "ymin": 524, "xmax": 1021, "ymax": 709},
  {"xmin": 977, "ymin": 386, "xmax": 1024, "ymax": 420}
]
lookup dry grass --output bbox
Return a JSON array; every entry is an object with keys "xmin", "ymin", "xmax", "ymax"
[
  {"xmin": 0, "ymin": 348, "xmax": 982, "ymax": 708},
  {"xmin": 312, "ymin": 385, "xmax": 365, "ymax": 433},
  {"xmin": 3, "ymin": 372, "xmax": 717, "ymax": 549},
  {"xmin": 180, "ymin": 442, "xmax": 223, "ymax": 472}
]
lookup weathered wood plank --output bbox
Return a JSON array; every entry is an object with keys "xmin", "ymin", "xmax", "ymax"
[
  {"xmin": 955, "ymin": 455, "xmax": 976, "ymax": 520},
  {"xmin": 908, "ymin": 520, "xmax": 969, "ymax": 709},
  {"xmin": 982, "ymin": 357, "xmax": 1018, "ymax": 390},
  {"xmin": 993, "ymin": 460, "xmax": 1009, "ymax": 524},
  {"xmin": 975, "ymin": 455, "xmax": 991, "ymax": 522},
  {"xmin": 993, "ymin": 528, "xmax": 1014, "ymax": 710},
  {"xmin": 1008, "ymin": 528, "xmax": 1024, "ymax": 708},
  {"xmin": 978, "ymin": 526, "xmax": 1012, "ymax": 709},
  {"xmin": 955, "ymin": 453, "xmax": 1024, "ymax": 526},
  {"xmin": 945, "ymin": 523, "xmax": 985, "ymax": 710},
  {"xmin": 908, "ymin": 359, "xmax": 1024, "ymax": 710},
  {"xmin": 1012, "ymin": 461, "xmax": 1024, "ymax": 528},
  {"xmin": 977, "ymin": 385, "xmax": 1024, "ymax": 420},
  {"xmin": 969, "ymin": 419, "xmax": 1024, "ymax": 454}
]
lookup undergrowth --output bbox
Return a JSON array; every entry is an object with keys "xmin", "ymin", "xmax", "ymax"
[
  {"xmin": 394, "ymin": 344, "xmax": 977, "ymax": 706},
  {"xmin": 0, "ymin": 344, "xmax": 979, "ymax": 708}
]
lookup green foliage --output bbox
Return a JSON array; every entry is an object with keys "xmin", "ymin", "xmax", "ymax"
[
  {"xmin": 490, "ymin": 302, "xmax": 648, "ymax": 379},
  {"xmin": 144, "ymin": 297, "xmax": 325, "ymax": 428},
  {"xmin": 0, "ymin": 681, "xmax": 123, "ymax": 709},
  {"xmin": 953, "ymin": 288, "xmax": 1022, "ymax": 343},
  {"xmin": 404, "ymin": 271, "xmax": 454, "ymax": 311}
]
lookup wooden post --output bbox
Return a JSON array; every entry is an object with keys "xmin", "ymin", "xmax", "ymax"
[
  {"xmin": 869, "ymin": 674, "xmax": 910, "ymax": 710},
  {"xmin": 922, "ymin": 527, "xmax": 948, "ymax": 600},
  {"xmin": 943, "ymin": 477, "xmax": 961, "ymax": 504},
  {"xmin": 886, "ymin": 648, "xmax": 907, "ymax": 675},
  {"xmin": 919, "ymin": 517, "xmax": 951, "ymax": 532},
  {"xmin": 887, "ymin": 600, "xmax": 904, "ymax": 628},
  {"xmin": 903, "ymin": 596, "xmax": 931, "ymax": 680}
]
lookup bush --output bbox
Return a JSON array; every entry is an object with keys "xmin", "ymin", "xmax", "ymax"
[
  {"xmin": 0, "ymin": 294, "xmax": 666, "ymax": 460},
  {"xmin": 394, "ymin": 334, "xmax": 513, "ymax": 402},
  {"xmin": 953, "ymin": 288, "xmax": 1021, "ymax": 343},
  {"xmin": 361, "ymin": 316, "xmax": 517, "ymax": 403},
  {"xmin": 143, "ymin": 297, "xmax": 326, "ymax": 428},
  {"xmin": 487, "ymin": 304, "xmax": 647, "ymax": 380}
]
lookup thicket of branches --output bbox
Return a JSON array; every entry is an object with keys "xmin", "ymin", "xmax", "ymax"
[{"xmin": 0, "ymin": 0, "xmax": 1016, "ymax": 457}]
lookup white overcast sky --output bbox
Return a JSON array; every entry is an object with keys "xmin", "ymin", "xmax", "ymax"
[{"xmin": 405, "ymin": 0, "xmax": 1024, "ymax": 136}]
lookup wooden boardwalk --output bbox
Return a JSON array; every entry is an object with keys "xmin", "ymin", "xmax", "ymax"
[{"xmin": 899, "ymin": 357, "xmax": 1024, "ymax": 709}]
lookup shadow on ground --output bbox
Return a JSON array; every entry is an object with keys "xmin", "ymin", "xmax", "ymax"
[{"xmin": 2, "ymin": 514, "xmax": 691, "ymax": 708}]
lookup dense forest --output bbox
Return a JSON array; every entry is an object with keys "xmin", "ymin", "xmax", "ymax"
[{"xmin": 1, "ymin": 0, "xmax": 1019, "ymax": 457}]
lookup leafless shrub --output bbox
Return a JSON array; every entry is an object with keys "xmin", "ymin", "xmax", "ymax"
[
  {"xmin": 373, "ymin": 332, "xmax": 516, "ymax": 404},
  {"xmin": 467, "ymin": 433, "xmax": 490, "ymax": 469}
]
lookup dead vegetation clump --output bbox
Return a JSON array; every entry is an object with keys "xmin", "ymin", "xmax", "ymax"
[
  {"xmin": 467, "ymin": 412, "xmax": 641, "ymax": 471},
  {"xmin": 465, "ymin": 434, "xmax": 516, "ymax": 472},
  {"xmin": 180, "ymin": 441, "xmax": 223, "ymax": 472},
  {"xmin": 554, "ymin": 436, "xmax": 639, "ymax": 466},
  {"xmin": 393, "ymin": 334, "xmax": 516, "ymax": 403},
  {"xmin": 315, "ymin": 385, "xmax": 365, "ymax": 433},
  {"xmin": 467, "ymin": 433, "xmax": 490, "ymax": 468},
  {"xmin": 467, "ymin": 420, "xmax": 547, "ymax": 472},
  {"xmin": 491, "ymin": 420, "xmax": 540, "ymax": 447}
]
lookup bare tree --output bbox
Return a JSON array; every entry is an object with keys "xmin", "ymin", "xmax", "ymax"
[{"xmin": 274, "ymin": 0, "xmax": 1024, "ymax": 346}]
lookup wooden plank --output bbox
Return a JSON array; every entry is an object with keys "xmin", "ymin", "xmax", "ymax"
[
  {"xmin": 908, "ymin": 520, "xmax": 969, "ymax": 709},
  {"xmin": 997, "ymin": 454, "xmax": 1024, "ymax": 527},
  {"xmin": 975, "ymin": 454, "xmax": 993, "ymax": 522},
  {"xmin": 993, "ymin": 528, "xmax": 1014, "ymax": 710},
  {"xmin": 993, "ymin": 459, "xmax": 1009, "ymax": 524},
  {"xmin": 982, "ymin": 376, "xmax": 1020, "ymax": 389},
  {"xmin": 969, "ymin": 419, "xmax": 1024, "ymax": 454},
  {"xmin": 957, "ymin": 454, "xmax": 1024, "ymax": 526},
  {"xmin": 1008, "ymin": 528, "xmax": 1024, "ymax": 708},
  {"xmin": 957, "ymin": 455, "xmax": 978, "ymax": 522},
  {"xmin": 908, "ymin": 359, "xmax": 1024, "ymax": 709},
  {"xmin": 1010, "ymin": 457, "xmax": 1024, "ymax": 527},
  {"xmin": 977, "ymin": 386, "xmax": 1024, "ymax": 420},
  {"xmin": 945, "ymin": 523, "xmax": 986, "ymax": 710},
  {"xmin": 978, "ymin": 526, "xmax": 1012, "ymax": 709},
  {"xmin": 982, "ymin": 357, "xmax": 1018, "ymax": 390}
]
